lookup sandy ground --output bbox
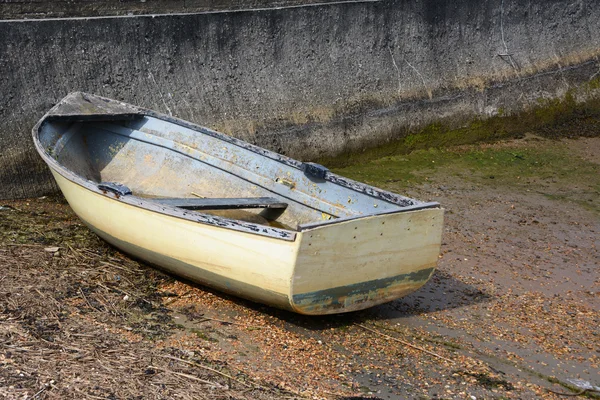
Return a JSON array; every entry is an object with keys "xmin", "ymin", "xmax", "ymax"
[{"xmin": 1, "ymin": 136, "xmax": 598, "ymax": 399}]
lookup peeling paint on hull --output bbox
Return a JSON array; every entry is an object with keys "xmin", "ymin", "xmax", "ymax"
[{"xmin": 291, "ymin": 268, "xmax": 435, "ymax": 315}]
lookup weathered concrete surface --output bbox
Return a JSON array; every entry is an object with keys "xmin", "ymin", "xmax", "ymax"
[
  {"xmin": 2, "ymin": 0, "xmax": 600, "ymax": 199},
  {"xmin": 0, "ymin": 0, "xmax": 345, "ymax": 19}
]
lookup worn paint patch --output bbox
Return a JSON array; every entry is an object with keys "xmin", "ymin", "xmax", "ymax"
[{"xmin": 291, "ymin": 267, "xmax": 435, "ymax": 315}]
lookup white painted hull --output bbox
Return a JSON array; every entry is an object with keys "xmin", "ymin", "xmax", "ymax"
[
  {"xmin": 51, "ymin": 170, "xmax": 298, "ymax": 309},
  {"xmin": 51, "ymin": 169, "xmax": 443, "ymax": 314}
]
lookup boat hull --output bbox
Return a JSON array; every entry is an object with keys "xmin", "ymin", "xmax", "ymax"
[
  {"xmin": 50, "ymin": 170, "xmax": 298, "ymax": 310},
  {"xmin": 51, "ymin": 168, "xmax": 443, "ymax": 314}
]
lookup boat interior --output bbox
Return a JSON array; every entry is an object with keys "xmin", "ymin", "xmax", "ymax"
[{"xmin": 38, "ymin": 115, "xmax": 429, "ymax": 231}]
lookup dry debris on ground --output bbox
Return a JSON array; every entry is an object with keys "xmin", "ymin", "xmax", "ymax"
[{"xmin": 1, "ymin": 136, "xmax": 599, "ymax": 399}]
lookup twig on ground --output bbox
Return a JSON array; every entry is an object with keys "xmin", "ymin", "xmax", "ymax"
[
  {"xmin": 546, "ymin": 388, "xmax": 589, "ymax": 396},
  {"xmin": 4, "ymin": 243, "xmax": 44, "ymax": 247},
  {"xmin": 80, "ymin": 248, "xmax": 104, "ymax": 258},
  {"xmin": 160, "ymin": 354, "xmax": 252, "ymax": 388},
  {"xmin": 68, "ymin": 333, "xmax": 96, "ymax": 338},
  {"xmin": 100, "ymin": 260, "xmax": 143, "ymax": 275},
  {"xmin": 356, "ymin": 323, "xmax": 455, "ymax": 364},
  {"xmin": 66, "ymin": 243, "xmax": 84, "ymax": 261},
  {"xmin": 5, "ymin": 345, "xmax": 32, "ymax": 352},
  {"xmin": 96, "ymin": 292, "xmax": 125, "ymax": 319},
  {"xmin": 96, "ymin": 282, "xmax": 153, "ymax": 305},
  {"xmin": 79, "ymin": 288, "xmax": 101, "ymax": 312},
  {"xmin": 195, "ymin": 316, "xmax": 263, "ymax": 330},
  {"xmin": 149, "ymin": 365, "xmax": 225, "ymax": 387},
  {"xmin": 73, "ymin": 387, "xmax": 108, "ymax": 400},
  {"xmin": 30, "ymin": 382, "xmax": 51, "ymax": 400},
  {"xmin": 33, "ymin": 288, "xmax": 60, "ymax": 308}
]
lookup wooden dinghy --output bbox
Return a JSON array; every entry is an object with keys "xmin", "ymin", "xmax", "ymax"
[{"xmin": 33, "ymin": 92, "xmax": 444, "ymax": 315}]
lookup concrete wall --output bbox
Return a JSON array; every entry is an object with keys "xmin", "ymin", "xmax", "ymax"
[
  {"xmin": 2, "ymin": 0, "xmax": 600, "ymax": 199},
  {"xmin": 0, "ymin": 0, "xmax": 344, "ymax": 19}
]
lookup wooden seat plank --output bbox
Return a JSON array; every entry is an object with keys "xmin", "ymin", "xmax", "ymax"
[{"xmin": 152, "ymin": 197, "xmax": 288, "ymax": 210}]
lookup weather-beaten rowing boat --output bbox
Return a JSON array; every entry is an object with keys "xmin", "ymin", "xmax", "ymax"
[{"xmin": 33, "ymin": 92, "xmax": 444, "ymax": 315}]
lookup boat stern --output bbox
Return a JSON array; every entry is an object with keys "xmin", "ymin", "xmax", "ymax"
[{"xmin": 290, "ymin": 207, "xmax": 444, "ymax": 315}]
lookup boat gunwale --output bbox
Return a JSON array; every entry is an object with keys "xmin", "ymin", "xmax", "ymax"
[
  {"xmin": 34, "ymin": 145, "xmax": 299, "ymax": 241},
  {"xmin": 32, "ymin": 92, "xmax": 441, "ymax": 240},
  {"xmin": 297, "ymin": 201, "xmax": 440, "ymax": 231}
]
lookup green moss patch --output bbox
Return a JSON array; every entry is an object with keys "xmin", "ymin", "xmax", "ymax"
[
  {"xmin": 333, "ymin": 137, "xmax": 600, "ymax": 213},
  {"xmin": 322, "ymin": 88, "xmax": 600, "ymax": 169}
]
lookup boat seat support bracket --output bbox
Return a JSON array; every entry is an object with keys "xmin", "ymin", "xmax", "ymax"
[
  {"xmin": 303, "ymin": 162, "xmax": 329, "ymax": 180},
  {"xmin": 98, "ymin": 182, "xmax": 132, "ymax": 197}
]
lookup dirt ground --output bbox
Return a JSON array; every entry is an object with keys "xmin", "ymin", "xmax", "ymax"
[{"xmin": 1, "ymin": 135, "xmax": 599, "ymax": 399}]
